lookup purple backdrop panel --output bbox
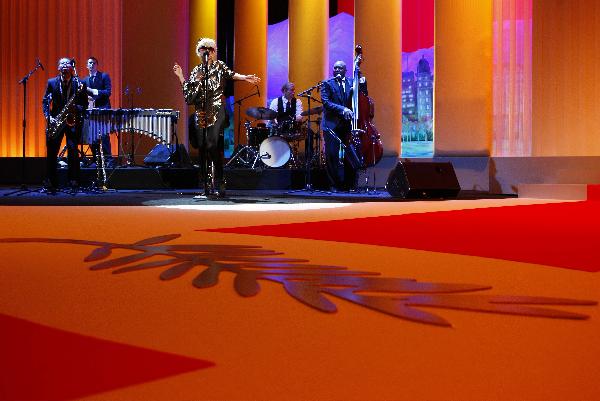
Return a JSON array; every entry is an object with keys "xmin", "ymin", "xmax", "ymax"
[
  {"xmin": 267, "ymin": 19, "xmax": 289, "ymax": 101},
  {"xmin": 328, "ymin": 13, "xmax": 354, "ymax": 77}
]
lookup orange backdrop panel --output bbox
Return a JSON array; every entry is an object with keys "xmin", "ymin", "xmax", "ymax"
[
  {"xmin": 289, "ymin": 0, "xmax": 329, "ymax": 94},
  {"xmin": 434, "ymin": 0, "xmax": 493, "ymax": 156},
  {"xmin": 355, "ymin": 0, "xmax": 403, "ymax": 157},
  {"xmin": 233, "ymin": 0, "xmax": 267, "ymax": 146},
  {"xmin": 532, "ymin": 0, "xmax": 600, "ymax": 156}
]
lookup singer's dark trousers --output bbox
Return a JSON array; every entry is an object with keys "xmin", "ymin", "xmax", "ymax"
[
  {"xmin": 45, "ymin": 125, "xmax": 81, "ymax": 187},
  {"xmin": 193, "ymin": 105, "xmax": 227, "ymax": 189}
]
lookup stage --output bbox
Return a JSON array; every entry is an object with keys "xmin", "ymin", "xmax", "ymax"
[{"xmin": 0, "ymin": 195, "xmax": 598, "ymax": 400}]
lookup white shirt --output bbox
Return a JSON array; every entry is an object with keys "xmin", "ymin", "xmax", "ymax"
[{"xmin": 268, "ymin": 96, "xmax": 303, "ymax": 123}]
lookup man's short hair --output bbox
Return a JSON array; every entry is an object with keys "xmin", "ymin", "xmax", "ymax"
[
  {"xmin": 88, "ymin": 56, "xmax": 99, "ymax": 64},
  {"xmin": 281, "ymin": 82, "xmax": 294, "ymax": 93}
]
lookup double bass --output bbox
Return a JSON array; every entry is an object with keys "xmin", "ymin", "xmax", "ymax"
[{"xmin": 350, "ymin": 45, "xmax": 383, "ymax": 167}]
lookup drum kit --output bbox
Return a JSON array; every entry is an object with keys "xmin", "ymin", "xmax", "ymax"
[{"xmin": 227, "ymin": 105, "xmax": 323, "ymax": 169}]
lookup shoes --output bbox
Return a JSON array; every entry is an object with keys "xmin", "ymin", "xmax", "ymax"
[
  {"xmin": 41, "ymin": 186, "xmax": 57, "ymax": 195},
  {"xmin": 68, "ymin": 180, "xmax": 79, "ymax": 193},
  {"xmin": 41, "ymin": 179, "xmax": 57, "ymax": 195},
  {"xmin": 216, "ymin": 182, "xmax": 226, "ymax": 198}
]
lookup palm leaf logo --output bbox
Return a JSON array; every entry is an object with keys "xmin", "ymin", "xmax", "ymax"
[{"xmin": 1, "ymin": 234, "xmax": 596, "ymax": 327}]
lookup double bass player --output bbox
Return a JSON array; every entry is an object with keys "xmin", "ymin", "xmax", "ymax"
[{"xmin": 321, "ymin": 60, "xmax": 368, "ymax": 192}]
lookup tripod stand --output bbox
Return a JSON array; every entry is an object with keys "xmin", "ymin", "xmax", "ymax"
[
  {"xmin": 288, "ymin": 82, "xmax": 329, "ymax": 194},
  {"xmin": 225, "ymin": 87, "xmax": 260, "ymax": 168},
  {"xmin": 5, "ymin": 59, "xmax": 45, "ymax": 196}
]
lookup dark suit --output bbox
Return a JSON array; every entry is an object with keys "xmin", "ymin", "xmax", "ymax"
[
  {"xmin": 42, "ymin": 76, "xmax": 88, "ymax": 187},
  {"xmin": 83, "ymin": 71, "xmax": 111, "ymax": 108},
  {"xmin": 321, "ymin": 76, "xmax": 356, "ymax": 190},
  {"xmin": 83, "ymin": 71, "xmax": 113, "ymax": 159}
]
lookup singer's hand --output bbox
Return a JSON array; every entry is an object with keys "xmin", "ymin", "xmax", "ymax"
[
  {"xmin": 245, "ymin": 74, "xmax": 260, "ymax": 85},
  {"xmin": 49, "ymin": 117, "xmax": 56, "ymax": 125},
  {"xmin": 173, "ymin": 63, "xmax": 185, "ymax": 84}
]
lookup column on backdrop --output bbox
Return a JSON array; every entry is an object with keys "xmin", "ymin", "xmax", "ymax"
[
  {"xmin": 187, "ymin": 0, "xmax": 217, "ymax": 152},
  {"xmin": 435, "ymin": 0, "xmax": 493, "ymax": 156},
  {"xmin": 233, "ymin": 0, "xmax": 268, "ymax": 146},
  {"xmin": 289, "ymin": 0, "xmax": 329, "ymax": 95},
  {"xmin": 355, "ymin": 0, "xmax": 403, "ymax": 157}
]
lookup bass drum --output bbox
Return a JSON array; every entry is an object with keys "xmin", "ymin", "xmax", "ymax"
[{"xmin": 259, "ymin": 136, "xmax": 291, "ymax": 168}]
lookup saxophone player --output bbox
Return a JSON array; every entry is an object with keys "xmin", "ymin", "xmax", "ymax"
[{"xmin": 42, "ymin": 57, "xmax": 88, "ymax": 193}]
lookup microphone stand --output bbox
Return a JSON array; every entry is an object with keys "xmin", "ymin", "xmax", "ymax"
[
  {"xmin": 288, "ymin": 82, "xmax": 329, "ymax": 194},
  {"xmin": 201, "ymin": 53, "xmax": 211, "ymax": 197},
  {"xmin": 234, "ymin": 87, "xmax": 259, "ymax": 146},
  {"xmin": 5, "ymin": 59, "xmax": 44, "ymax": 196}
]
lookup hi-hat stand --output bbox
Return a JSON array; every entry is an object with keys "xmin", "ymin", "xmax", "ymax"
[
  {"xmin": 288, "ymin": 81, "xmax": 329, "ymax": 194},
  {"xmin": 5, "ymin": 58, "xmax": 45, "ymax": 197}
]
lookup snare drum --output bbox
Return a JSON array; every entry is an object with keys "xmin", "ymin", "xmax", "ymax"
[
  {"xmin": 277, "ymin": 120, "xmax": 304, "ymax": 141},
  {"xmin": 258, "ymin": 136, "xmax": 291, "ymax": 168},
  {"xmin": 247, "ymin": 127, "xmax": 270, "ymax": 147}
]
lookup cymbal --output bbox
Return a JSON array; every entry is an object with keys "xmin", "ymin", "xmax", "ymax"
[
  {"xmin": 246, "ymin": 106, "xmax": 277, "ymax": 120},
  {"xmin": 300, "ymin": 106, "xmax": 323, "ymax": 116}
]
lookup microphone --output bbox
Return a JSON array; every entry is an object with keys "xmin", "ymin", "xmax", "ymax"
[
  {"xmin": 36, "ymin": 58, "xmax": 44, "ymax": 71},
  {"xmin": 202, "ymin": 51, "xmax": 209, "ymax": 64},
  {"xmin": 256, "ymin": 84, "xmax": 260, "ymax": 98},
  {"xmin": 335, "ymin": 74, "xmax": 343, "ymax": 82}
]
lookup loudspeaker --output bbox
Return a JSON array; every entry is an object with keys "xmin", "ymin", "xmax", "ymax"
[
  {"xmin": 386, "ymin": 161, "xmax": 460, "ymax": 198},
  {"xmin": 144, "ymin": 144, "xmax": 191, "ymax": 167}
]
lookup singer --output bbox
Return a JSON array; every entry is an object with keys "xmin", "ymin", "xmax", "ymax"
[
  {"xmin": 321, "ymin": 60, "xmax": 368, "ymax": 192},
  {"xmin": 41, "ymin": 57, "xmax": 88, "ymax": 193},
  {"xmin": 173, "ymin": 37, "xmax": 260, "ymax": 198}
]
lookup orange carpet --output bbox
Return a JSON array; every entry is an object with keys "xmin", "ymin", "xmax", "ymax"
[{"xmin": 0, "ymin": 198, "xmax": 598, "ymax": 400}]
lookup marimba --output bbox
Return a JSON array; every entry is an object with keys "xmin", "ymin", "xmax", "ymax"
[{"xmin": 83, "ymin": 108, "xmax": 180, "ymax": 145}]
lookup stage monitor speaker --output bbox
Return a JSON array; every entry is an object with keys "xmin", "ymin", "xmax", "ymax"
[
  {"xmin": 144, "ymin": 144, "xmax": 191, "ymax": 167},
  {"xmin": 386, "ymin": 161, "xmax": 460, "ymax": 199}
]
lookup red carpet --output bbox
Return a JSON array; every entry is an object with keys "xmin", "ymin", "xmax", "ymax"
[
  {"xmin": 0, "ymin": 313, "xmax": 214, "ymax": 401},
  {"xmin": 208, "ymin": 201, "xmax": 600, "ymax": 272},
  {"xmin": 588, "ymin": 184, "xmax": 600, "ymax": 200}
]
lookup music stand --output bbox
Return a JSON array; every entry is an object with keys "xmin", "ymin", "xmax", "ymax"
[
  {"xmin": 5, "ymin": 59, "xmax": 44, "ymax": 196},
  {"xmin": 288, "ymin": 82, "xmax": 329, "ymax": 194}
]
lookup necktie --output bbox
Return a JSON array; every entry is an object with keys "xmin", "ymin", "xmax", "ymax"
[{"xmin": 338, "ymin": 80, "xmax": 345, "ymax": 102}]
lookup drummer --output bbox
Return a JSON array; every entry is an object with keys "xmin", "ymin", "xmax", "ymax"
[{"xmin": 268, "ymin": 82, "xmax": 303, "ymax": 127}]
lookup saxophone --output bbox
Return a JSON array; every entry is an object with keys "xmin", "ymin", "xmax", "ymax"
[{"xmin": 46, "ymin": 81, "xmax": 84, "ymax": 139}]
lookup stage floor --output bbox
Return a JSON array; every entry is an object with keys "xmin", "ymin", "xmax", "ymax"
[
  {"xmin": 0, "ymin": 196, "xmax": 598, "ymax": 400},
  {"xmin": 0, "ymin": 186, "xmax": 510, "ymax": 206}
]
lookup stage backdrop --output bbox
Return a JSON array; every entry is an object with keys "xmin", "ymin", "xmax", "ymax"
[{"xmin": 2, "ymin": 0, "xmax": 600, "ymax": 160}]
